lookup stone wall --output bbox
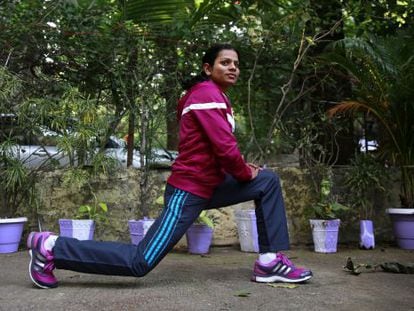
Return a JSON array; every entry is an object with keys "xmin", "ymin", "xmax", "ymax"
[
  {"xmin": 32, "ymin": 169, "xmax": 169, "ymax": 242},
  {"xmin": 28, "ymin": 166, "xmax": 398, "ymax": 248}
]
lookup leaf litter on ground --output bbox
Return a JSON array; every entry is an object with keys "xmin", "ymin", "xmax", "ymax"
[
  {"xmin": 233, "ymin": 289, "xmax": 251, "ymax": 297},
  {"xmin": 266, "ymin": 283, "xmax": 298, "ymax": 289},
  {"xmin": 343, "ymin": 257, "xmax": 414, "ymax": 275}
]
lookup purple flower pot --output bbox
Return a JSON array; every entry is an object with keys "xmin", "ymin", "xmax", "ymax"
[
  {"xmin": 128, "ymin": 218, "xmax": 155, "ymax": 245},
  {"xmin": 387, "ymin": 208, "xmax": 414, "ymax": 250},
  {"xmin": 59, "ymin": 219, "xmax": 95, "ymax": 240},
  {"xmin": 186, "ymin": 224, "xmax": 213, "ymax": 254},
  {"xmin": 310, "ymin": 219, "xmax": 340, "ymax": 253},
  {"xmin": 360, "ymin": 220, "xmax": 375, "ymax": 249},
  {"xmin": 0, "ymin": 217, "xmax": 28, "ymax": 253}
]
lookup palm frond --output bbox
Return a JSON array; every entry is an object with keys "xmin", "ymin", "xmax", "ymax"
[
  {"xmin": 330, "ymin": 37, "xmax": 397, "ymax": 76},
  {"xmin": 327, "ymin": 100, "xmax": 365, "ymax": 117},
  {"xmin": 122, "ymin": 0, "xmax": 194, "ymax": 24}
]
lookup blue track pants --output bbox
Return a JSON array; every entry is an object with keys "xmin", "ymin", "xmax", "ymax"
[{"xmin": 54, "ymin": 169, "xmax": 290, "ymax": 277}]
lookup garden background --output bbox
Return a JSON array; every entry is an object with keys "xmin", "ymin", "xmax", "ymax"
[{"xmin": 1, "ymin": 0, "xmax": 413, "ymax": 247}]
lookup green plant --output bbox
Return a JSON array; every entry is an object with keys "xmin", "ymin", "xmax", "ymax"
[
  {"xmin": 61, "ymin": 169, "xmax": 109, "ymax": 224},
  {"xmin": 0, "ymin": 143, "xmax": 32, "ymax": 217},
  {"xmin": 0, "ymin": 67, "xmax": 39, "ymax": 218},
  {"xmin": 76, "ymin": 201, "xmax": 108, "ymax": 224},
  {"xmin": 326, "ymin": 29, "xmax": 414, "ymax": 208},
  {"xmin": 313, "ymin": 175, "xmax": 349, "ymax": 220},
  {"xmin": 344, "ymin": 153, "xmax": 388, "ymax": 219},
  {"xmin": 195, "ymin": 210, "xmax": 214, "ymax": 229}
]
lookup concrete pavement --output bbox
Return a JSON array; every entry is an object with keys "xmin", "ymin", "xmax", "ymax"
[{"xmin": 0, "ymin": 245, "xmax": 413, "ymax": 311}]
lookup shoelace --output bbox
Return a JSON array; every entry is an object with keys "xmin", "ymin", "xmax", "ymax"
[{"xmin": 276, "ymin": 252, "xmax": 295, "ymax": 268}]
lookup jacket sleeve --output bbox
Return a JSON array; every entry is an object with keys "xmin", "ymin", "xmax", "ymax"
[{"xmin": 191, "ymin": 102, "xmax": 252, "ymax": 182}]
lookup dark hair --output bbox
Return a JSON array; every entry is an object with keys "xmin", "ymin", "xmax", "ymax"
[{"xmin": 182, "ymin": 43, "xmax": 240, "ymax": 90}]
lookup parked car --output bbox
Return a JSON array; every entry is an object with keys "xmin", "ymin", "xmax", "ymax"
[
  {"xmin": 0, "ymin": 114, "xmax": 177, "ymax": 169},
  {"xmin": 17, "ymin": 131, "xmax": 177, "ymax": 169}
]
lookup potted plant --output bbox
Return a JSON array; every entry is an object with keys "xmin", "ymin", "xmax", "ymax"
[
  {"xmin": 309, "ymin": 175, "xmax": 349, "ymax": 253},
  {"xmin": 186, "ymin": 210, "xmax": 215, "ymax": 255},
  {"xmin": 59, "ymin": 200, "xmax": 108, "ymax": 241},
  {"xmin": 128, "ymin": 216, "xmax": 156, "ymax": 246},
  {"xmin": 59, "ymin": 201, "xmax": 108, "ymax": 241},
  {"xmin": 129, "ymin": 186, "xmax": 214, "ymax": 254},
  {"xmin": 234, "ymin": 209, "xmax": 259, "ymax": 253},
  {"xmin": 344, "ymin": 153, "xmax": 388, "ymax": 249},
  {"xmin": 128, "ymin": 183, "xmax": 161, "ymax": 246},
  {"xmin": 0, "ymin": 69, "xmax": 32, "ymax": 253},
  {"xmin": 326, "ymin": 29, "xmax": 414, "ymax": 249},
  {"xmin": 0, "ymin": 144, "xmax": 30, "ymax": 253}
]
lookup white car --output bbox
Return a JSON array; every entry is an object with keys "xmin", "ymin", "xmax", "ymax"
[
  {"xmin": 1, "ymin": 116, "xmax": 176, "ymax": 169},
  {"xmin": 14, "ymin": 131, "xmax": 143, "ymax": 169}
]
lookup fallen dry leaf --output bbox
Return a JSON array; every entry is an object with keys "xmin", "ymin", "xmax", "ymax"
[{"xmin": 266, "ymin": 283, "xmax": 298, "ymax": 289}]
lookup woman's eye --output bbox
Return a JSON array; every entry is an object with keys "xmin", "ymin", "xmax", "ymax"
[{"xmin": 219, "ymin": 59, "xmax": 239, "ymax": 68}]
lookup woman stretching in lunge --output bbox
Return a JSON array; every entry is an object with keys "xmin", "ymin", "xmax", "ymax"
[{"xmin": 27, "ymin": 43, "xmax": 312, "ymax": 289}]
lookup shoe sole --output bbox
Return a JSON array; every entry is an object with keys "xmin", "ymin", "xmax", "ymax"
[{"xmin": 252, "ymin": 274, "xmax": 312, "ymax": 283}]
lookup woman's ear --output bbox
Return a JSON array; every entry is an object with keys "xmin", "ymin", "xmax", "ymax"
[{"xmin": 203, "ymin": 63, "xmax": 212, "ymax": 76}]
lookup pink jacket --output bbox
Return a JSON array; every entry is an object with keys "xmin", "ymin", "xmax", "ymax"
[{"xmin": 167, "ymin": 80, "xmax": 252, "ymax": 198}]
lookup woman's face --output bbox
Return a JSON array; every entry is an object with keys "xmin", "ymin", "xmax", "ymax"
[{"xmin": 203, "ymin": 49, "xmax": 240, "ymax": 91}]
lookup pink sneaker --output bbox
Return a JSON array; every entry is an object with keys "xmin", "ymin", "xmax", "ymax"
[
  {"xmin": 27, "ymin": 232, "xmax": 58, "ymax": 289},
  {"xmin": 251, "ymin": 252, "xmax": 312, "ymax": 283}
]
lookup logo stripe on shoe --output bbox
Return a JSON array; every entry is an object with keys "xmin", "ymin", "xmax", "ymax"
[
  {"xmin": 272, "ymin": 263, "xmax": 282, "ymax": 273},
  {"xmin": 283, "ymin": 267, "xmax": 292, "ymax": 275},
  {"xmin": 278, "ymin": 265, "xmax": 288, "ymax": 274}
]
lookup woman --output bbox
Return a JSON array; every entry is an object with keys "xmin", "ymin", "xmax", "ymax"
[{"xmin": 27, "ymin": 43, "xmax": 312, "ymax": 289}]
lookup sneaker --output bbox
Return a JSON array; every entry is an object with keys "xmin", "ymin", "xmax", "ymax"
[
  {"xmin": 251, "ymin": 252, "xmax": 312, "ymax": 283},
  {"xmin": 27, "ymin": 232, "xmax": 58, "ymax": 289}
]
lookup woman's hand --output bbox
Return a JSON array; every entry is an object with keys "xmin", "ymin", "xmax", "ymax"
[{"xmin": 248, "ymin": 163, "xmax": 261, "ymax": 180}]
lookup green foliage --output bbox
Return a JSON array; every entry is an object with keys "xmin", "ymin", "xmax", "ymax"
[
  {"xmin": 62, "ymin": 168, "xmax": 91, "ymax": 190},
  {"xmin": 1, "ymin": 1, "xmax": 414, "ymax": 217},
  {"xmin": 289, "ymin": 107, "xmax": 350, "ymax": 168},
  {"xmin": 312, "ymin": 175, "xmax": 349, "ymax": 220},
  {"xmin": 0, "ymin": 68, "xmax": 38, "ymax": 218},
  {"xmin": 77, "ymin": 202, "xmax": 108, "ymax": 223},
  {"xmin": 342, "ymin": 0, "xmax": 413, "ymax": 36},
  {"xmin": 196, "ymin": 210, "xmax": 215, "ymax": 229},
  {"xmin": 326, "ymin": 28, "xmax": 414, "ymax": 207},
  {"xmin": 0, "ymin": 67, "xmax": 22, "ymax": 104},
  {"xmin": 344, "ymin": 153, "xmax": 388, "ymax": 219},
  {"xmin": 62, "ymin": 168, "xmax": 109, "ymax": 223},
  {"xmin": 0, "ymin": 137, "xmax": 37, "ymax": 218}
]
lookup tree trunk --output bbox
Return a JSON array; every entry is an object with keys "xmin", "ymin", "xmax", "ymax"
[
  {"xmin": 127, "ymin": 112, "xmax": 135, "ymax": 167},
  {"xmin": 155, "ymin": 39, "xmax": 180, "ymax": 151},
  {"xmin": 126, "ymin": 47, "xmax": 138, "ymax": 167},
  {"xmin": 306, "ymin": 0, "xmax": 355, "ymax": 165},
  {"xmin": 166, "ymin": 97, "xmax": 179, "ymax": 150}
]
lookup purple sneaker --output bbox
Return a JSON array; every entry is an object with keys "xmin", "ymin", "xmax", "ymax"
[
  {"xmin": 251, "ymin": 252, "xmax": 312, "ymax": 283},
  {"xmin": 27, "ymin": 232, "xmax": 58, "ymax": 289}
]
